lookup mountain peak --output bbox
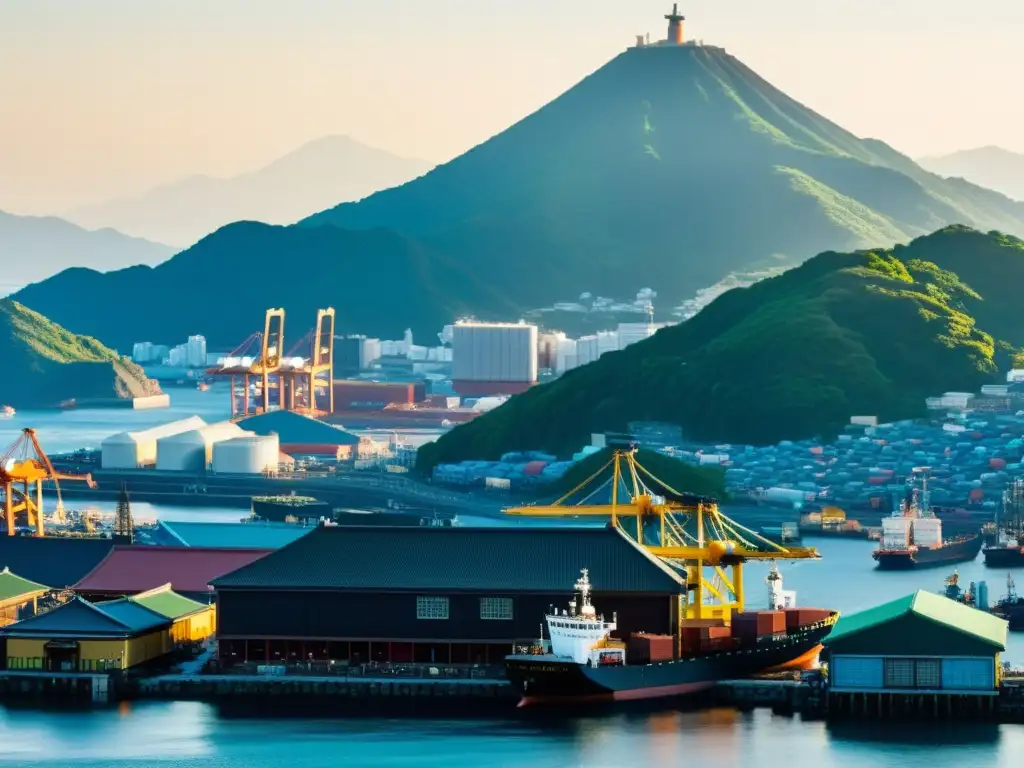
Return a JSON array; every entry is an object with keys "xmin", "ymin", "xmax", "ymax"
[{"xmin": 64, "ymin": 137, "xmax": 434, "ymax": 246}]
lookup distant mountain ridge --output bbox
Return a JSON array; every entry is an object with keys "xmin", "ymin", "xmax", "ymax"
[
  {"xmin": 12, "ymin": 43, "xmax": 1024, "ymax": 348},
  {"xmin": 0, "ymin": 210, "xmax": 175, "ymax": 289},
  {"xmin": 66, "ymin": 136, "xmax": 434, "ymax": 246},
  {"xmin": 918, "ymin": 146, "xmax": 1024, "ymax": 202}
]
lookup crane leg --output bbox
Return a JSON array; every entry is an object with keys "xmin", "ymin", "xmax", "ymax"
[
  {"xmin": 4, "ymin": 482, "xmax": 13, "ymax": 536},
  {"xmin": 35, "ymin": 480, "xmax": 44, "ymax": 537}
]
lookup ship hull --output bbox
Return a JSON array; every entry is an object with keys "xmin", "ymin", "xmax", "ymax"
[
  {"xmin": 873, "ymin": 534, "xmax": 982, "ymax": 570},
  {"xmin": 505, "ymin": 619, "xmax": 834, "ymax": 706},
  {"xmin": 982, "ymin": 546, "xmax": 1024, "ymax": 569}
]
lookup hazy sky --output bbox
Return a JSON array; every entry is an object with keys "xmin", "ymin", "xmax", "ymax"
[{"xmin": 2, "ymin": 0, "xmax": 1022, "ymax": 215}]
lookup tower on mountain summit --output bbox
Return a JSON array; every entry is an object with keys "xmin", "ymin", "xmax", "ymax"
[{"xmin": 665, "ymin": 4, "xmax": 685, "ymax": 45}]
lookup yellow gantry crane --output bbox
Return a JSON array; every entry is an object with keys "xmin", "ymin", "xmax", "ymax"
[{"xmin": 504, "ymin": 449, "xmax": 820, "ymax": 624}]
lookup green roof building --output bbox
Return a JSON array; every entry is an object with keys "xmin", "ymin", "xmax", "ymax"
[
  {"xmin": 0, "ymin": 567, "xmax": 51, "ymax": 627},
  {"xmin": 823, "ymin": 590, "xmax": 1007, "ymax": 704}
]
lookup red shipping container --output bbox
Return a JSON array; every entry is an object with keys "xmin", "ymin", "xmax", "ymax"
[
  {"xmin": 782, "ymin": 608, "xmax": 832, "ymax": 631},
  {"xmin": 733, "ymin": 610, "xmax": 785, "ymax": 640},
  {"xmin": 702, "ymin": 626, "xmax": 732, "ymax": 640},
  {"xmin": 990, "ymin": 458, "xmax": 1007, "ymax": 470},
  {"xmin": 523, "ymin": 461, "xmax": 547, "ymax": 476},
  {"xmin": 628, "ymin": 633, "xmax": 675, "ymax": 663}
]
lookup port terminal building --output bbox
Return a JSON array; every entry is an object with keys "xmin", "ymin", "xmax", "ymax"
[
  {"xmin": 823, "ymin": 590, "xmax": 1007, "ymax": 715},
  {"xmin": 210, "ymin": 525, "xmax": 685, "ymax": 669},
  {"xmin": 2, "ymin": 586, "xmax": 214, "ymax": 673}
]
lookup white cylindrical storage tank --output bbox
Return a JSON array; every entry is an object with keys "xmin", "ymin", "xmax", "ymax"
[
  {"xmin": 156, "ymin": 421, "xmax": 247, "ymax": 472},
  {"xmin": 212, "ymin": 434, "xmax": 281, "ymax": 475},
  {"xmin": 101, "ymin": 432, "xmax": 142, "ymax": 470},
  {"xmin": 101, "ymin": 416, "xmax": 207, "ymax": 469}
]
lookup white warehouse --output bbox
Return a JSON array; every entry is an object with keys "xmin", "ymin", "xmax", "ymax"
[
  {"xmin": 451, "ymin": 321, "xmax": 538, "ymax": 396},
  {"xmin": 156, "ymin": 421, "xmax": 250, "ymax": 472},
  {"xmin": 212, "ymin": 434, "xmax": 281, "ymax": 475},
  {"xmin": 101, "ymin": 416, "xmax": 207, "ymax": 469}
]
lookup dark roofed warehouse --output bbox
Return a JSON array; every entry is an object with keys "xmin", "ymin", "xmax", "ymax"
[{"xmin": 211, "ymin": 525, "xmax": 685, "ymax": 669}]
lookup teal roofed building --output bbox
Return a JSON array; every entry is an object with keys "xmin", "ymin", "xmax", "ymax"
[
  {"xmin": 823, "ymin": 590, "xmax": 1007, "ymax": 715},
  {"xmin": 156, "ymin": 520, "xmax": 314, "ymax": 550}
]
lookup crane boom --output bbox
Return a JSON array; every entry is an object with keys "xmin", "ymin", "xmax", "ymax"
[
  {"xmin": 1, "ymin": 428, "xmax": 94, "ymax": 536},
  {"xmin": 502, "ymin": 448, "xmax": 820, "ymax": 622}
]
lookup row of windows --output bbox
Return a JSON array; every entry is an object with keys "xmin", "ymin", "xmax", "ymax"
[{"xmin": 415, "ymin": 596, "xmax": 513, "ymax": 621}]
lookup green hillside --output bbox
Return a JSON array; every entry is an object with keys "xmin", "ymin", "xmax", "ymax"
[
  {"xmin": 13, "ymin": 44, "xmax": 1024, "ymax": 350},
  {"xmin": 0, "ymin": 299, "xmax": 158, "ymax": 408},
  {"xmin": 540, "ymin": 448, "xmax": 727, "ymax": 503},
  {"xmin": 418, "ymin": 227, "xmax": 1022, "ymax": 467}
]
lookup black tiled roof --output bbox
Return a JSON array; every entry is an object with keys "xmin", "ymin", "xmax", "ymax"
[
  {"xmin": 0, "ymin": 537, "xmax": 114, "ymax": 589},
  {"xmin": 211, "ymin": 525, "xmax": 684, "ymax": 594}
]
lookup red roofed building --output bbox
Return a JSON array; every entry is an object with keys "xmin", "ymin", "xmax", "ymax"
[{"xmin": 74, "ymin": 547, "xmax": 271, "ymax": 601}]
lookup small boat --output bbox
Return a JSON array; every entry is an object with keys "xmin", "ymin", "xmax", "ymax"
[
  {"xmin": 196, "ymin": 381, "xmax": 210, "ymax": 392},
  {"xmin": 0, "ymin": 405, "xmax": 14, "ymax": 418}
]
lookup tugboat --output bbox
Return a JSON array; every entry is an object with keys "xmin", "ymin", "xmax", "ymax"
[
  {"xmin": 982, "ymin": 479, "xmax": 1024, "ymax": 569},
  {"xmin": 873, "ymin": 467, "xmax": 982, "ymax": 570},
  {"xmin": 504, "ymin": 567, "xmax": 837, "ymax": 707}
]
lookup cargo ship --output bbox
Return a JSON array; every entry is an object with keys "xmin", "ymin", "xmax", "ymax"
[
  {"xmin": 983, "ymin": 479, "xmax": 1024, "ymax": 569},
  {"xmin": 249, "ymin": 495, "xmax": 459, "ymax": 527},
  {"xmin": 873, "ymin": 468, "xmax": 982, "ymax": 570},
  {"xmin": 505, "ymin": 566, "xmax": 836, "ymax": 706}
]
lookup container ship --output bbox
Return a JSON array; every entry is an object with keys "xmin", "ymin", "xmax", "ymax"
[
  {"xmin": 505, "ymin": 565, "xmax": 836, "ymax": 706},
  {"xmin": 983, "ymin": 479, "xmax": 1024, "ymax": 569},
  {"xmin": 873, "ymin": 468, "xmax": 982, "ymax": 570}
]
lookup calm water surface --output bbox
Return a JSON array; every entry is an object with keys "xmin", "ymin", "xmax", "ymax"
[
  {"xmin": 3, "ymin": 391, "xmax": 1024, "ymax": 763},
  {"xmin": 0, "ymin": 702, "xmax": 1021, "ymax": 767}
]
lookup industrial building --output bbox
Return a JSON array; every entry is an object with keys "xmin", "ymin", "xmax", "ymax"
[
  {"xmin": 237, "ymin": 410, "xmax": 364, "ymax": 459},
  {"xmin": 155, "ymin": 421, "xmax": 249, "ymax": 472},
  {"xmin": 332, "ymin": 380, "xmax": 425, "ymax": 410},
  {"xmin": 1, "ymin": 585, "xmax": 214, "ymax": 673},
  {"xmin": 125, "ymin": 584, "xmax": 216, "ymax": 647},
  {"xmin": 2, "ymin": 596, "xmax": 173, "ymax": 673},
  {"xmin": 210, "ymin": 526, "xmax": 684, "ymax": 667},
  {"xmin": 451, "ymin": 321, "xmax": 538, "ymax": 397},
  {"xmin": 101, "ymin": 417, "xmax": 206, "ymax": 469},
  {"xmin": 824, "ymin": 591, "xmax": 1007, "ymax": 715},
  {"xmin": 74, "ymin": 546, "xmax": 272, "ymax": 601},
  {"xmin": 0, "ymin": 568, "xmax": 50, "ymax": 627}
]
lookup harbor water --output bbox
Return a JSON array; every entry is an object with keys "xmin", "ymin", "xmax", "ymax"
[
  {"xmin": 2, "ymin": 392, "xmax": 1024, "ymax": 762},
  {"xmin": 0, "ymin": 702, "xmax": 1023, "ymax": 767}
]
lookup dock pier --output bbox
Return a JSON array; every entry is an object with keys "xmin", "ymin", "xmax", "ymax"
[{"xmin": 713, "ymin": 677, "xmax": 1024, "ymax": 723}]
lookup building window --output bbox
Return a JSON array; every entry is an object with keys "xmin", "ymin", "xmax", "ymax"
[
  {"xmin": 480, "ymin": 597, "xmax": 513, "ymax": 620},
  {"xmin": 915, "ymin": 659, "xmax": 941, "ymax": 689},
  {"xmin": 416, "ymin": 596, "xmax": 449, "ymax": 620},
  {"xmin": 884, "ymin": 658, "xmax": 915, "ymax": 688}
]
